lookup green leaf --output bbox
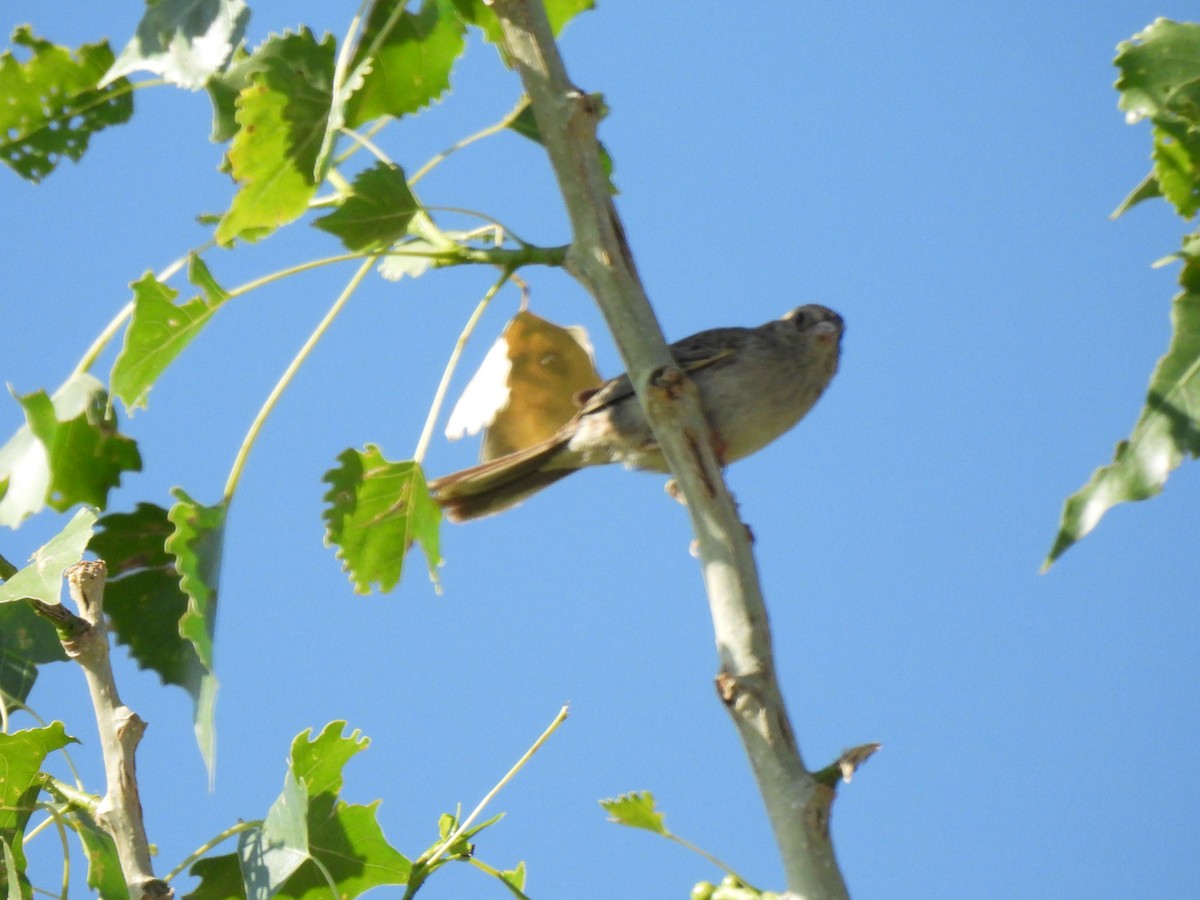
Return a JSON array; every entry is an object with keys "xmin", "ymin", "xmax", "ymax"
[
  {"xmin": 322, "ymin": 446, "xmax": 441, "ymax": 594},
  {"xmin": 167, "ymin": 489, "xmax": 227, "ymax": 777},
  {"xmin": 91, "ymin": 504, "xmax": 204, "ymax": 695},
  {"xmin": 0, "ymin": 374, "xmax": 141, "ymax": 527},
  {"xmin": 312, "ymin": 162, "xmax": 420, "ymax": 251},
  {"xmin": 289, "ymin": 722, "xmax": 367, "ymax": 799},
  {"xmin": 206, "ymin": 42, "xmax": 285, "ymax": 144},
  {"xmin": 111, "ymin": 258, "xmax": 233, "ymax": 412},
  {"xmin": 0, "ymin": 723, "xmax": 76, "ymax": 893},
  {"xmin": 1113, "ymin": 20, "xmax": 1200, "ymax": 219},
  {"xmin": 452, "ymin": 0, "xmax": 593, "ymax": 46},
  {"xmin": 496, "ymin": 861, "xmax": 530, "ymax": 900},
  {"xmin": 102, "ymin": 0, "xmax": 250, "ymax": 90},
  {"xmin": 278, "ymin": 799, "xmax": 410, "ymax": 900},
  {"xmin": 0, "ymin": 602, "xmax": 67, "ymax": 708},
  {"xmin": 1112, "ymin": 170, "xmax": 1161, "ymax": 218},
  {"xmin": 68, "ymin": 809, "xmax": 130, "ymax": 900},
  {"xmin": 239, "ymin": 770, "xmax": 309, "ymax": 900},
  {"xmin": 1046, "ymin": 246, "xmax": 1200, "ymax": 567},
  {"xmin": 287, "ymin": 724, "xmax": 411, "ymax": 896},
  {"xmin": 186, "ymin": 853, "xmax": 245, "ymax": 900},
  {"xmin": 168, "ymin": 490, "xmax": 226, "ymax": 675},
  {"xmin": 0, "ymin": 27, "xmax": 133, "ymax": 183},
  {"xmin": 207, "ymin": 45, "xmax": 253, "ymax": 144},
  {"xmin": 215, "ymin": 30, "xmax": 335, "ymax": 244},
  {"xmin": 600, "ymin": 791, "xmax": 667, "ymax": 834},
  {"xmin": 1115, "ymin": 19, "xmax": 1200, "ymax": 126},
  {"xmin": 343, "ymin": 0, "xmax": 465, "ymax": 128},
  {"xmin": 0, "ymin": 508, "xmax": 92, "ymax": 706},
  {"xmin": 189, "ymin": 724, "xmax": 411, "ymax": 900},
  {"xmin": 1151, "ymin": 121, "xmax": 1200, "ymax": 218},
  {"xmin": 3, "ymin": 839, "xmax": 21, "ymax": 900},
  {"xmin": 0, "ymin": 508, "xmax": 97, "ymax": 607},
  {"xmin": 693, "ymin": 876, "xmax": 782, "ymax": 900}
]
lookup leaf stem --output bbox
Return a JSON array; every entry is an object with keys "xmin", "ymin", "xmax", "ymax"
[
  {"xmin": 664, "ymin": 832, "xmax": 753, "ymax": 889},
  {"xmin": 33, "ymin": 802, "xmax": 71, "ymax": 900},
  {"xmin": 308, "ymin": 853, "xmax": 340, "ymax": 897},
  {"xmin": 162, "ymin": 820, "xmax": 260, "ymax": 883},
  {"xmin": 332, "ymin": 117, "xmax": 392, "ymax": 166},
  {"xmin": 422, "ymin": 704, "xmax": 569, "ymax": 869},
  {"xmin": 339, "ymin": 125, "xmax": 395, "ymax": 167},
  {"xmin": 333, "ymin": 0, "xmax": 372, "ymax": 114},
  {"xmin": 423, "ymin": 205, "xmax": 531, "ymax": 247},
  {"xmin": 224, "ymin": 252, "xmax": 367, "ymax": 298},
  {"xmin": 21, "ymin": 808, "xmax": 58, "ymax": 845},
  {"xmin": 412, "ymin": 267, "xmax": 514, "ymax": 463},
  {"xmin": 39, "ymin": 774, "xmax": 99, "ymax": 815},
  {"xmin": 223, "ymin": 257, "xmax": 376, "ymax": 504},
  {"xmin": 76, "ymin": 247, "xmax": 366, "ymax": 382},
  {"xmin": 350, "ymin": 0, "xmax": 411, "ymax": 88},
  {"xmin": 467, "ymin": 858, "xmax": 533, "ymax": 900},
  {"xmin": 409, "ymin": 100, "xmax": 530, "ymax": 186}
]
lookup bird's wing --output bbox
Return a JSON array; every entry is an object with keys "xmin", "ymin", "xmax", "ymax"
[{"xmin": 575, "ymin": 329, "xmax": 745, "ymax": 415}]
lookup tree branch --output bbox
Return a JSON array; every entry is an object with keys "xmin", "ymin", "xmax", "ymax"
[
  {"xmin": 58, "ymin": 561, "xmax": 172, "ymax": 900},
  {"xmin": 485, "ymin": 2, "xmax": 852, "ymax": 896}
]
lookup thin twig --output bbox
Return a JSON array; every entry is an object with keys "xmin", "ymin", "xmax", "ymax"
[
  {"xmin": 422, "ymin": 704, "xmax": 569, "ymax": 869},
  {"xmin": 338, "ymin": 125, "xmax": 394, "ymax": 167},
  {"xmin": 223, "ymin": 257, "xmax": 376, "ymax": 503},
  {"xmin": 413, "ymin": 268, "xmax": 514, "ymax": 463},
  {"xmin": 162, "ymin": 820, "xmax": 260, "ymax": 883},
  {"xmin": 408, "ymin": 100, "xmax": 530, "ymax": 186}
]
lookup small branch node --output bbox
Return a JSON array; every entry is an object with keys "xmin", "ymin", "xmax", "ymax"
[
  {"xmin": 649, "ymin": 364, "xmax": 686, "ymax": 398},
  {"xmin": 715, "ymin": 671, "xmax": 738, "ymax": 705},
  {"xmin": 136, "ymin": 878, "xmax": 173, "ymax": 900},
  {"xmin": 66, "ymin": 560, "xmax": 108, "ymax": 622},
  {"xmin": 714, "ymin": 670, "xmax": 768, "ymax": 712},
  {"xmin": 26, "ymin": 597, "xmax": 91, "ymax": 652},
  {"xmin": 813, "ymin": 742, "xmax": 883, "ymax": 787},
  {"xmin": 113, "ymin": 706, "xmax": 147, "ymax": 745}
]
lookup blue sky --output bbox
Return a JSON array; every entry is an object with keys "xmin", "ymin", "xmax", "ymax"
[{"xmin": 5, "ymin": 3, "xmax": 1200, "ymax": 898}]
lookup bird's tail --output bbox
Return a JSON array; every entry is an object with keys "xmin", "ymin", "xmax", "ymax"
[{"xmin": 429, "ymin": 435, "xmax": 576, "ymax": 522}]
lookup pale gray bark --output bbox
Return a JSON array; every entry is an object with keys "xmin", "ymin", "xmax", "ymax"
[
  {"xmin": 486, "ymin": 2, "xmax": 861, "ymax": 896},
  {"xmin": 62, "ymin": 561, "xmax": 172, "ymax": 900}
]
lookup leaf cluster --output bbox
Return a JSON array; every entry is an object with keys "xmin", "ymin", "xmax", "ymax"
[
  {"xmin": 0, "ymin": 713, "xmax": 527, "ymax": 900},
  {"xmin": 0, "ymin": 1, "xmax": 592, "ymax": 896},
  {"xmin": 1047, "ymin": 19, "xmax": 1200, "ymax": 565},
  {"xmin": 0, "ymin": 1, "xmax": 762, "ymax": 897},
  {"xmin": 0, "ymin": 0, "xmax": 580, "ymax": 765}
]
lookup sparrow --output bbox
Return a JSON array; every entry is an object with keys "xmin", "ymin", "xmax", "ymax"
[{"xmin": 430, "ymin": 304, "xmax": 843, "ymax": 522}]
